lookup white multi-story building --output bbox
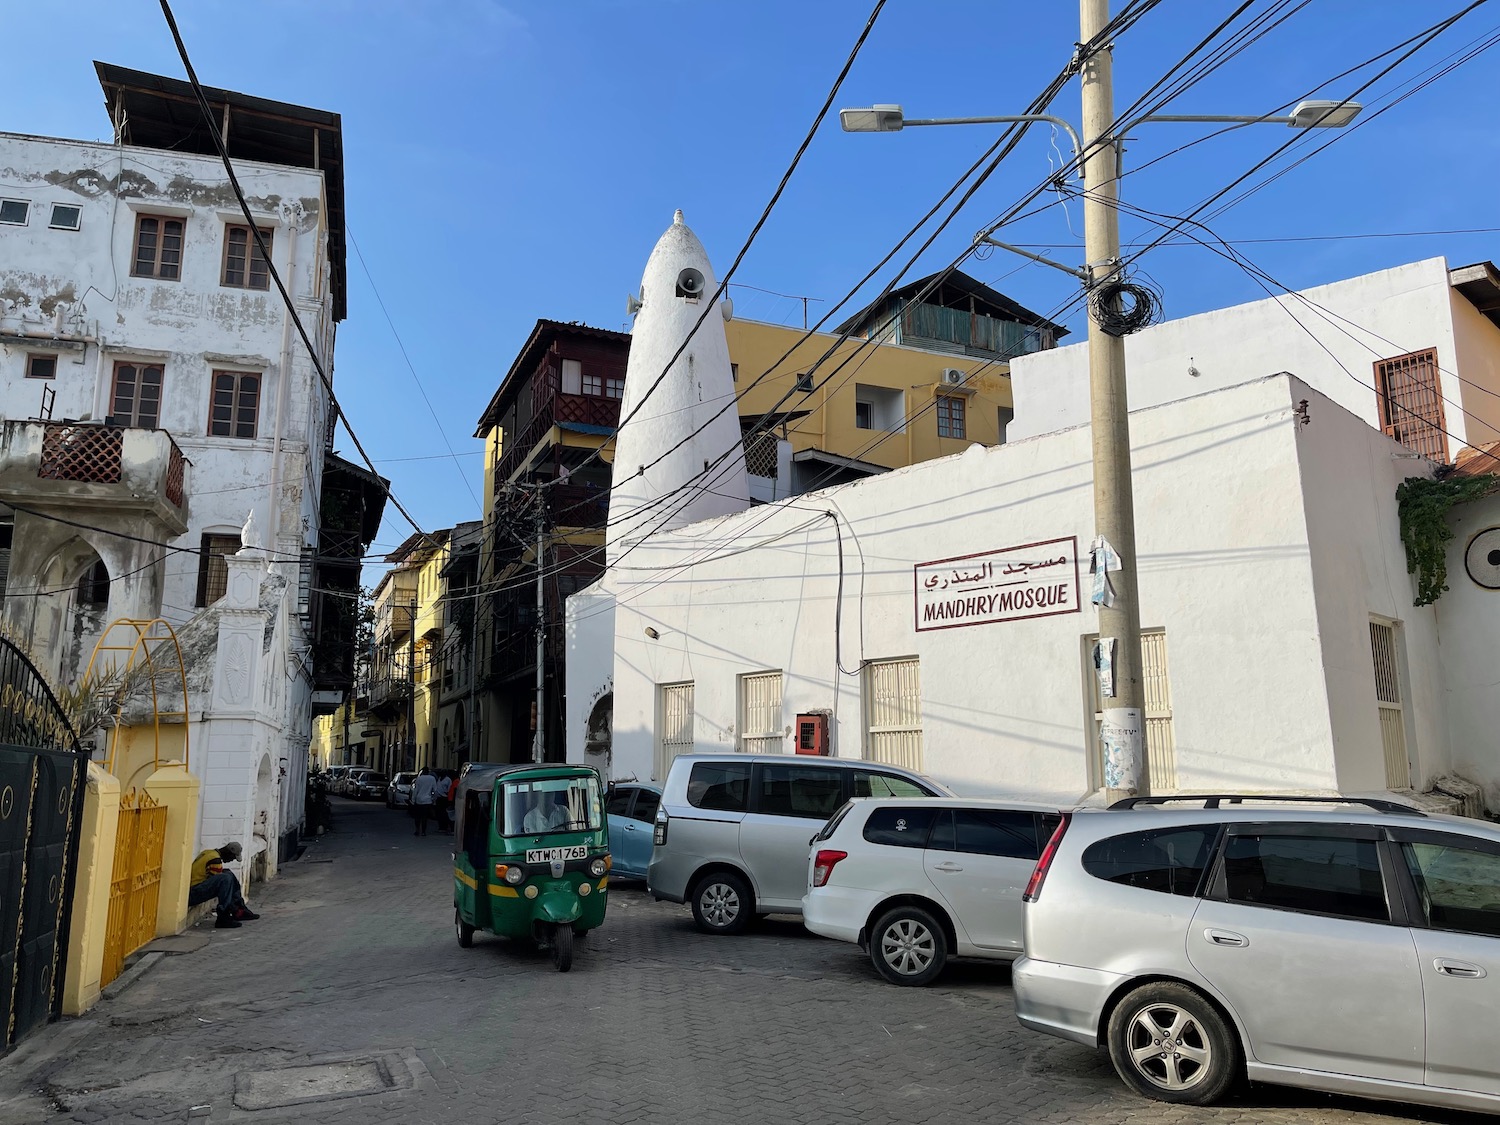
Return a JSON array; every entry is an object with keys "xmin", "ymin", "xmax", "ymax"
[{"xmin": 0, "ymin": 64, "xmax": 381, "ymax": 872}]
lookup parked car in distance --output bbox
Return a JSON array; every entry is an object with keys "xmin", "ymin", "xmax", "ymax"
[
  {"xmin": 349, "ymin": 771, "xmax": 388, "ymax": 801},
  {"xmin": 323, "ymin": 765, "xmax": 351, "ymax": 793},
  {"xmin": 606, "ymin": 782, "xmax": 662, "ymax": 879},
  {"xmin": 341, "ymin": 768, "xmax": 375, "ymax": 797},
  {"xmin": 387, "ymin": 771, "xmax": 417, "ymax": 809},
  {"xmin": 1014, "ymin": 794, "xmax": 1500, "ymax": 1117},
  {"xmin": 648, "ymin": 754, "xmax": 951, "ymax": 935},
  {"xmin": 804, "ymin": 797, "xmax": 1062, "ymax": 985}
]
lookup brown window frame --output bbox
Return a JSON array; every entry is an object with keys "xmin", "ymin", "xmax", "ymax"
[
  {"xmin": 1374, "ymin": 348, "xmax": 1447, "ymax": 462},
  {"xmin": 208, "ymin": 369, "xmax": 262, "ymax": 440},
  {"xmin": 936, "ymin": 394, "xmax": 966, "ymax": 440},
  {"xmin": 26, "ymin": 353, "xmax": 57, "ymax": 380},
  {"xmin": 110, "ymin": 360, "xmax": 164, "ymax": 428},
  {"xmin": 221, "ymin": 224, "xmax": 273, "ymax": 290},
  {"xmin": 131, "ymin": 213, "xmax": 184, "ymax": 280},
  {"xmin": 196, "ymin": 533, "xmax": 242, "ymax": 607}
]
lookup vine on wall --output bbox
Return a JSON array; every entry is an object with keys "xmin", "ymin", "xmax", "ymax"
[{"xmin": 1396, "ymin": 474, "xmax": 1497, "ymax": 606}]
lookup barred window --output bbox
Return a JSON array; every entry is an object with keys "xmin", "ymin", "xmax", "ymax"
[
  {"xmin": 1374, "ymin": 348, "xmax": 1446, "ymax": 462},
  {"xmin": 196, "ymin": 533, "xmax": 241, "ymax": 607}
]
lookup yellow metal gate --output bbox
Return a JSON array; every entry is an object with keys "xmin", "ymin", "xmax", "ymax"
[{"xmin": 101, "ymin": 790, "xmax": 166, "ymax": 987}]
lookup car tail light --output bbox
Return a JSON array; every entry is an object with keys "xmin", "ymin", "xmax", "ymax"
[
  {"xmin": 653, "ymin": 814, "xmax": 668, "ymax": 846},
  {"xmin": 812, "ymin": 849, "xmax": 848, "ymax": 888},
  {"xmin": 1023, "ymin": 813, "xmax": 1071, "ymax": 903}
]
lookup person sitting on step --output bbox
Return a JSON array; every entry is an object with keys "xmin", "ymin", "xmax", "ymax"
[{"xmin": 188, "ymin": 841, "xmax": 259, "ymax": 928}]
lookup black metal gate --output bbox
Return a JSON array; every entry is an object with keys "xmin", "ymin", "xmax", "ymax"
[{"xmin": 0, "ymin": 636, "xmax": 85, "ymax": 1052}]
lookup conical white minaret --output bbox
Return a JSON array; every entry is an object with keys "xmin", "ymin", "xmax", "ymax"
[{"xmin": 607, "ymin": 211, "xmax": 750, "ymax": 561}]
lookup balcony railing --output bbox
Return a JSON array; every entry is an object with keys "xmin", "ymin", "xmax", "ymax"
[
  {"xmin": 550, "ymin": 483, "xmax": 609, "ymax": 528},
  {"xmin": 900, "ymin": 302, "xmax": 1055, "ymax": 360},
  {"xmin": 36, "ymin": 421, "xmax": 188, "ymax": 507},
  {"xmin": 493, "ymin": 371, "xmax": 624, "ymax": 486}
]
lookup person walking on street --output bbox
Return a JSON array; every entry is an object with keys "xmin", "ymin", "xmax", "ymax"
[
  {"xmin": 435, "ymin": 770, "xmax": 454, "ymax": 834},
  {"xmin": 411, "ymin": 767, "xmax": 437, "ymax": 836},
  {"xmin": 188, "ymin": 841, "xmax": 259, "ymax": 928}
]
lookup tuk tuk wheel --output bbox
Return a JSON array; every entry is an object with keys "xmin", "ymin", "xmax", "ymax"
[
  {"xmin": 550, "ymin": 923, "xmax": 573, "ymax": 972},
  {"xmin": 455, "ymin": 908, "xmax": 475, "ymax": 949}
]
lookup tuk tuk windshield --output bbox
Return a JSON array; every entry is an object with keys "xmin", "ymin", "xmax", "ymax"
[{"xmin": 501, "ymin": 776, "xmax": 603, "ymax": 837}]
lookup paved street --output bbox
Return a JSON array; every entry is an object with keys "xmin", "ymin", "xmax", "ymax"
[{"xmin": 0, "ymin": 798, "xmax": 1483, "ymax": 1125}]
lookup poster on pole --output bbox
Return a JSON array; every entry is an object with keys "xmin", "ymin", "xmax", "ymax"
[{"xmin": 914, "ymin": 536, "xmax": 1081, "ymax": 632}]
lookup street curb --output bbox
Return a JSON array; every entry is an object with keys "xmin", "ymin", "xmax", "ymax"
[{"xmin": 100, "ymin": 951, "xmax": 164, "ymax": 1001}]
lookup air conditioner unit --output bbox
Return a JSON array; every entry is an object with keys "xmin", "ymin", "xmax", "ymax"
[{"xmin": 941, "ymin": 368, "xmax": 966, "ymax": 387}]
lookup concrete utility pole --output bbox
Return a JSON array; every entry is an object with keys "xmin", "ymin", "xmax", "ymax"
[
  {"xmin": 532, "ymin": 489, "xmax": 546, "ymax": 764},
  {"xmin": 407, "ymin": 597, "xmax": 418, "ymax": 772},
  {"xmin": 1081, "ymin": 0, "xmax": 1148, "ymax": 801}
]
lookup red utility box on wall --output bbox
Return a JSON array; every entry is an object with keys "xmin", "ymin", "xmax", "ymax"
[{"xmin": 795, "ymin": 713, "xmax": 829, "ymax": 755}]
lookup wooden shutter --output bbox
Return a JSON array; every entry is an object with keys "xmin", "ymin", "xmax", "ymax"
[{"xmin": 864, "ymin": 658, "xmax": 922, "ymax": 771}]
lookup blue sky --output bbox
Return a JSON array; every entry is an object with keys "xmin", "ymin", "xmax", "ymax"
[{"xmin": 5, "ymin": 1, "xmax": 1497, "ymax": 571}]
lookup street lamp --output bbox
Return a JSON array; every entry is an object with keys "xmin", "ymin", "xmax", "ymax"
[{"xmin": 838, "ymin": 69, "xmax": 1361, "ymax": 801}]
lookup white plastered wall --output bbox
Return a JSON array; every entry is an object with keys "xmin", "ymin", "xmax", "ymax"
[{"xmin": 606, "ymin": 375, "xmax": 1361, "ymax": 801}]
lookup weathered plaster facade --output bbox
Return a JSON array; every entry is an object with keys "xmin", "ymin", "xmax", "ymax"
[{"xmin": 0, "ymin": 123, "xmax": 337, "ymax": 863}]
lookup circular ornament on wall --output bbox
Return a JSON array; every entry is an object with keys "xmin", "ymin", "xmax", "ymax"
[{"xmin": 1464, "ymin": 526, "xmax": 1500, "ymax": 590}]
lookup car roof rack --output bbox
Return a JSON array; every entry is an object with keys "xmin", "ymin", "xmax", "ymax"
[{"xmin": 1109, "ymin": 794, "xmax": 1425, "ymax": 816}]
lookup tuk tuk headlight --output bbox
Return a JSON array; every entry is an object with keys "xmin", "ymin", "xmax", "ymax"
[
  {"xmin": 494, "ymin": 864, "xmax": 525, "ymax": 885},
  {"xmin": 588, "ymin": 857, "xmax": 608, "ymax": 878}
]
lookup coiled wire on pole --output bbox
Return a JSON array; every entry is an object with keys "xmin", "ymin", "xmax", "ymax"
[{"xmin": 1089, "ymin": 274, "xmax": 1162, "ymax": 337}]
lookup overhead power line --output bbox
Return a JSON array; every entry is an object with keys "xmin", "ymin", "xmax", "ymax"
[{"xmin": 157, "ymin": 0, "xmax": 435, "ymax": 545}]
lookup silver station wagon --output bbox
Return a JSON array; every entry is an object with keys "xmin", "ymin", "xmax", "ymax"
[{"xmin": 1014, "ymin": 795, "xmax": 1500, "ymax": 1117}]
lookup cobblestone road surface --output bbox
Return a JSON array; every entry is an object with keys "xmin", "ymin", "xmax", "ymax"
[{"xmin": 0, "ymin": 798, "xmax": 1483, "ymax": 1125}]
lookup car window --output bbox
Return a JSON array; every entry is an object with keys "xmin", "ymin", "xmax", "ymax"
[
  {"xmin": 686, "ymin": 762, "xmax": 751, "ymax": 812},
  {"xmin": 926, "ymin": 808, "xmax": 1040, "ymax": 859},
  {"xmin": 852, "ymin": 771, "xmax": 929, "ymax": 799},
  {"xmin": 632, "ymin": 790, "xmax": 660, "ymax": 824},
  {"xmin": 606, "ymin": 788, "xmax": 635, "ymax": 817},
  {"xmin": 758, "ymin": 764, "xmax": 845, "ymax": 819},
  {"xmin": 1083, "ymin": 825, "xmax": 1217, "ymax": 897},
  {"xmin": 1222, "ymin": 833, "xmax": 1388, "ymax": 922},
  {"xmin": 1402, "ymin": 840, "xmax": 1500, "ymax": 937},
  {"xmin": 814, "ymin": 801, "xmax": 854, "ymax": 842},
  {"xmin": 864, "ymin": 806, "xmax": 939, "ymax": 849}
]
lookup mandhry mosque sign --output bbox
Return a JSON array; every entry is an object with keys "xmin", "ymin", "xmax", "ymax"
[{"xmin": 914, "ymin": 536, "xmax": 1081, "ymax": 631}]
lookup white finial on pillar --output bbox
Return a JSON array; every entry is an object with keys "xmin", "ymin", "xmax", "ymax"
[
  {"xmin": 673, "ymin": 209, "xmax": 685, "ymax": 225},
  {"xmin": 239, "ymin": 508, "xmax": 265, "ymax": 558}
]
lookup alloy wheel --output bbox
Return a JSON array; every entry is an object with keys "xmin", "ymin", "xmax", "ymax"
[{"xmin": 1125, "ymin": 1003, "xmax": 1212, "ymax": 1091}]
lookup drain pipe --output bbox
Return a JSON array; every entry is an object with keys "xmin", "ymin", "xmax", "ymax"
[{"xmin": 266, "ymin": 217, "xmax": 299, "ymax": 562}]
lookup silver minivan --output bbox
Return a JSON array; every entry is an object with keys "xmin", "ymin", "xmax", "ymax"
[
  {"xmin": 647, "ymin": 754, "xmax": 951, "ymax": 934},
  {"xmin": 1014, "ymin": 794, "xmax": 1500, "ymax": 1116}
]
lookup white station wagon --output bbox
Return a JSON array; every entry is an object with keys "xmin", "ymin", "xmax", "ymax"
[{"xmin": 803, "ymin": 796, "xmax": 1062, "ymax": 985}]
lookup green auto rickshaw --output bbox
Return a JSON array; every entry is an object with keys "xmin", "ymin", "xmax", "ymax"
[{"xmin": 452, "ymin": 761, "xmax": 610, "ymax": 971}]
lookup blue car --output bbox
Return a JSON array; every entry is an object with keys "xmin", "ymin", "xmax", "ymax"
[{"xmin": 605, "ymin": 783, "xmax": 662, "ymax": 879}]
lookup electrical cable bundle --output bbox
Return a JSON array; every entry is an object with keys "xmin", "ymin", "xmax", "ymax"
[{"xmin": 1089, "ymin": 274, "xmax": 1162, "ymax": 336}]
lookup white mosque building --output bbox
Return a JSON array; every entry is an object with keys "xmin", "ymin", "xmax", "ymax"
[{"xmin": 566, "ymin": 231, "xmax": 1500, "ymax": 811}]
